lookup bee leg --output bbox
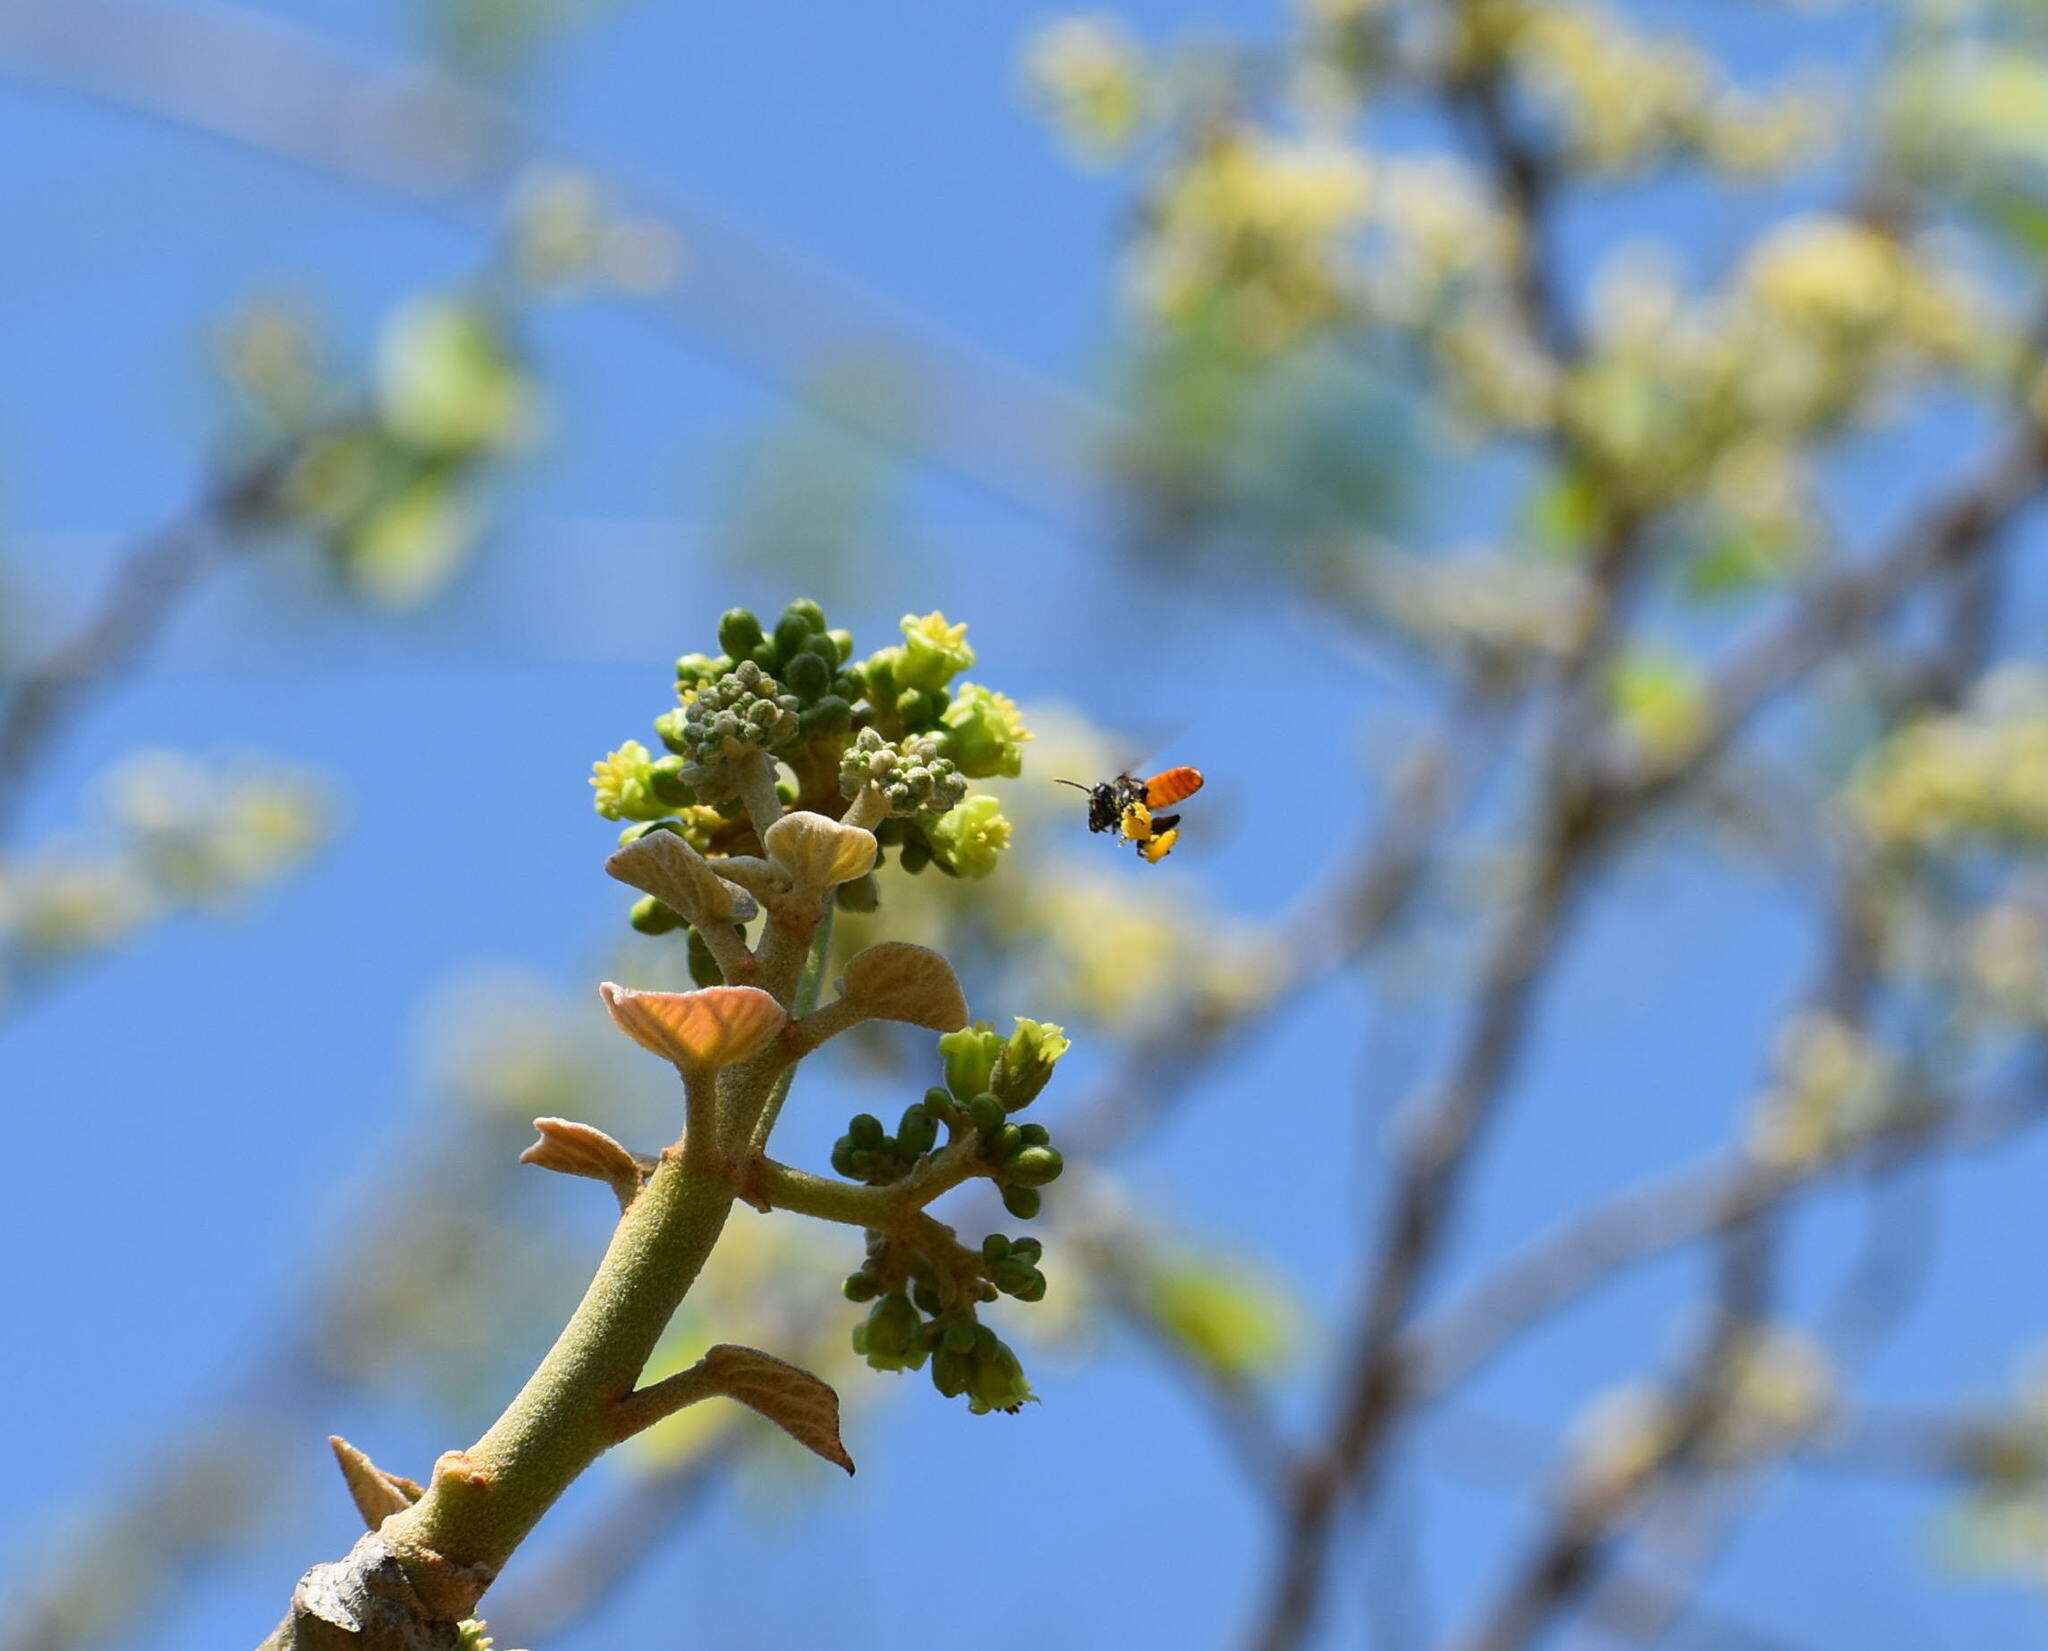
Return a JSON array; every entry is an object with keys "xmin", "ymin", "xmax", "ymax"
[
  {"xmin": 1140, "ymin": 828, "xmax": 1179, "ymax": 863},
  {"xmin": 1149, "ymin": 813, "xmax": 1180, "ymax": 834}
]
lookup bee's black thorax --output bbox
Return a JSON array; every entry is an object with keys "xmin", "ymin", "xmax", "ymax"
[{"xmin": 1086, "ymin": 774, "xmax": 1148, "ymax": 834}]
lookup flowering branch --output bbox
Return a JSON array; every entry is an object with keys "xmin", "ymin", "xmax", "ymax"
[{"xmin": 259, "ymin": 603, "xmax": 1069, "ymax": 1648}]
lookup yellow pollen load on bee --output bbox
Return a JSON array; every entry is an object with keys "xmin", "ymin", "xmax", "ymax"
[
  {"xmin": 1141, "ymin": 828, "xmax": 1179, "ymax": 863},
  {"xmin": 1118, "ymin": 800, "xmax": 1156, "ymax": 842}
]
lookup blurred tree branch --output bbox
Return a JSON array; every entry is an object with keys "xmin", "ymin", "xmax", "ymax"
[{"xmin": 0, "ymin": 0, "xmax": 1109, "ymax": 532}]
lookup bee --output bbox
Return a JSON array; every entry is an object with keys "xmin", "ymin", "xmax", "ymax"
[{"xmin": 1056, "ymin": 766, "xmax": 1205, "ymax": 863}]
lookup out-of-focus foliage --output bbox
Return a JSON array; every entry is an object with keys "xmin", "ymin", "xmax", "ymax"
[
  {"xmin": 218, "ymin": 294, "xmax": 537, "ymax": 608},
  {"xmin": 0, "ymin": 752, "xmax": 328, "ymax": 1011}
]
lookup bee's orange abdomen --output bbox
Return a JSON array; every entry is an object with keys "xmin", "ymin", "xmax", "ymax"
[{"xmin": 1144, "ymin": 766, "xmax": 1204, "ymax": 809}]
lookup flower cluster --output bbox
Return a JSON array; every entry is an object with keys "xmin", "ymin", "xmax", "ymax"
[
  {"xmin": 0, "ymin": 752, "xmax": 329, "ymax": 1002},
  {"xmin": 223, "ymin": 294, "xmax": 537, "ymax": 607},
  {"xmin": 1851, "ymin": 670, "xmax": 2048, "ymax": 857},
  {"xmin": 839, "ymin": 1019, "xmax": 1070, "ymax": 1413},
  {"xmin": 591, "ymin": 603, "xmax": 1030, "ymax": 910}
]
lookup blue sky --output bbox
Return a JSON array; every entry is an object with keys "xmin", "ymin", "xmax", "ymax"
[{"xmin": 5, "ymin": 3, "xmax": 2048, "ymax": 1649}]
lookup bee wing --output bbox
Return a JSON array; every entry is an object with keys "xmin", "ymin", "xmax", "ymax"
[{"xmin": 1143, "ymin": 766, "xmax": 1205, "ymax": 809}]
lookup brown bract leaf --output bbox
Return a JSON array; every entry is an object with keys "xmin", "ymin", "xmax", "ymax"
[
  {"xmin": 606, "ymin": 830, "xmax": 739, "ymax": 925},
  {"xmin": 839, "ymin": 941, "xmax": 970, "ymax": 1031},
  {"xmin": 600, "ymin": 982, "xmax": 786, "ymax": 1073},
  {"xmin": 763, "ymin": 810, "xmax": 878, "ymax": 891},
  {"xmin": 701, "ymin": 1343, "xmax": 855, "ymax": 1474},
  {"xmin": 521, "ymin": 1117, "xmax": 650, "ymax": 1205},
  {"xmin": 329, "ymin": 1435, "xmax": 422, "ymax": 1531}
]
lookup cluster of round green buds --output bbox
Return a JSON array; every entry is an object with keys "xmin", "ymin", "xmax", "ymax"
[
  {"xmin": 932, "ymin": 1322, "xmax": 1034, "ymax": 1414},
  {"xmin": 846, "ymin": 1289, "xmax": 1035, "ymax": 1414},
  {"xmin": 839, "ymin": 728, "xmax": 970, "ymax": 818},
  {"xmin": 659, "ymin": 659, "xmax": 804, "ymax": 799},
  {"xmin": 939, "ymin": 1018, "xmax": 1070, "ymax": 1218},
  {"xmin": 829, "ymin": 1098, "xmax": 941, "ymax": 1186},
  {"xmin": 669, "ymin": 603, "xmax": 859, "ymax": 710},
  {"xmin": 981, "ymin": 1233, "xmax": 1047, "ymax": 1302}
]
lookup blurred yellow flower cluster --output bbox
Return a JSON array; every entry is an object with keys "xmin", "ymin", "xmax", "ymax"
[
  {"xmin": 1022, "ymin": 15, "xmax": 1147, "ymax": 163},
  {"xmin": 1132, "ymin": 130, "xmax": 1373, "ymax": 351},
  {"xmin": 1505, "ymin": 1, "xmax": 1822, "ymax": 178},
  {"xmin": 1964, "ymin": 899, "xmax": 2048, "ymax": 1024},
  {"xmin": 0, "ymin": 752, "xmax": 329, "ymax": 1002},
  {"xmin": 1568, "ymin": 1325, "xmax": 1834, "ymax": 1505},
  {"xmin": 1852, "ymin": 669, "xmax": 2048, "ymax": 855},
  {"xmin": 1749, "ymin": 1009, "xmax": 1895, "ymax": 1167}
]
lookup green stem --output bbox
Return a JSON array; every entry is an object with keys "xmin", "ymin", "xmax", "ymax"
[
  {"xmin": 749, "ymin": 906, "xmax": 835, "ymax": 1156},
  {"xmin": 378, "ymin": 1109, "xmax": 741, "ymax": 1597},
  {"xmin": 735, "ymin": 752, "xmax": 786, "ymax": 842},
  {"xmin": 756, "ymin": 1137, "xmax": 981, "ymax": 1231}
]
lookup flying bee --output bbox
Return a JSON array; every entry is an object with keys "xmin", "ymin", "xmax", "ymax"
[{"xmin": 1056, "ymin": 766, "xmax": 1205, "ymax": 864}]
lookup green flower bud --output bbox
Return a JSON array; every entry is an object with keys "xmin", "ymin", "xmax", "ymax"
[
  {"xmin": 676, "ymin": 652, "xmax": 727, "ymax": 693},
  {"xmin": 939, "ymin": 683, "xmax": 1033, "ymax": 779},
  {"xmin": 991, "ymin": 1122, "xmax": 1025, "ymax": 1160},
  {"xmin": 828, "ymin": 628, "xmax": 855, "ymax": 664},
  {"xmin": 966, "ymin": 1336, "xmax": 1033, "ymax": 1415},
  {"xmin": 992, "ymin": 1257, "xmax": 1037, "ymax": 1294},
  {"xmin": 1017, "ymin": 1122, "xmax": 1050, "ymax": 1147},
  {"xmin": 717, "ymin": 609, "xmax": 764, "ymax": 658},
  {"xmin": 942, "ymin": 1320, "xmax": 979, "ymax": 1355},
  {"xmin": 940, "ymin": 1024, "xmax": 1003, "ymax": 1101},
  {"xmin": 617, "ymin": 818, "xmax": 676, "ymax": 846},
  {"xmin": 1001, "ymin": 1184, "xmax": 1042, "ymax": 1220},
  {"xmin": 849, "ymin": 1113, "xmax": 886, "ymax": 1150},
  {"xmin": 784, "ymin": 598, "xmax": 828, "ymax": 634},
  {"xmin": 835, "ymin": 871, "xmax": 879, "ymax": 912},
  {"xmin": 843, "ymin": 1272, "xmax": 879, "ymax": 1303},
  {"xmin": 966, "ymin": 1093, "xmax": 1006, "ymax": 1137},
  {"xmin": 785, "ymin": 650, "xmax": 831, "ymax": 701},
  {"xmin": 773, "ymin": 609, "xmax": 814, "ymax": 660},
  {"xmin": 647, "ymin": 755, "xmax": 695, "ymax": 807},
  {"xmin": 898, "ymin": 837, "xmax": 933, "ymax": 875},
  {"xmin": 653, "ymin": 706, "xmax": 690, "ymax": 755},
  {"xmin": 804, "ymin": 694, "xmax": 853, "ymax": 736},
  {"xmin": 830, "ymin": 1137, "xmax": 858, "ymax": 1176},
  {"xmin": 1013, "ymin": 1271, "xmax": 1047, "ymax": 1303},
  {"xmin": 629, "ymin": 894, "xmax": 683, "ymax": 935},
  {"xmin": 926, "ymin": 794, "xmax": 1011, "ymax": 879},
  {"xmin": 912, "ymin": 1278, "xmax": 943, "ymax": 1316},
  {"xmin": 898, "ymin": 1103, "xmax": 938, "ymax": 1156},
  {"xmin": 1011, "ymin": 1237, "xmax": 1042, "ymax": 1262},
  {"xmin": 991, "ymin": 1018, "xmax": 1071, "ymax": 1111},
  {"xmin": 924, "ymin": 1086, "xmax": 957, "ymax": 1115},
  {"xmin": 862, "ymin": 1292, "xmax": 921, "ymax": 1368},
  {"xmin": 981, "ymin": 1233, "xmax": 1012, "ymax": 1263},
  {"xmin": 932, "ymin": 1348, "xmax": 970, "ymax": 1398},
  {"xmin": 686, "ymin": 926, "xmax": 727, "ymax": 988},
  {"xmin": 895, "ymin": 688, "xmax": 935, "ymax": 728},
  {"xmin": 1006, "ymin": 1146, "xmax": 1064, "ymax": 1187}
]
